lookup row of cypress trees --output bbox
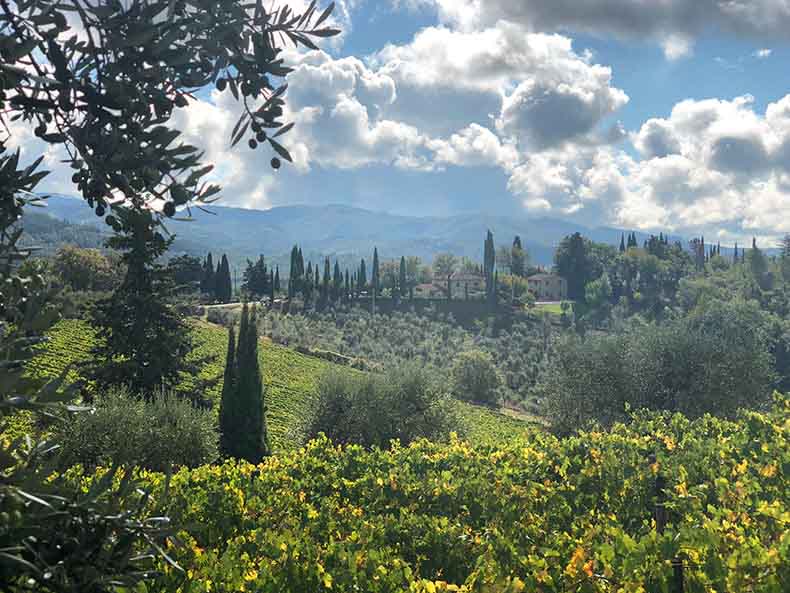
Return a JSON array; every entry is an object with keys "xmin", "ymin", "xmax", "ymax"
[
  {"xmin": 200, "ymin": 252, "xmax": 233, "ymax": 303},
  {"xmin": 219, "ymin": 302, "xmax": 269, "ymax": 462}
]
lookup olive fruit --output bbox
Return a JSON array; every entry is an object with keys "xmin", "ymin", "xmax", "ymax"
[
  {"xmin": 271, "ymin": 157, "xmax": 281, "ymax": 170},
  {"xmin": 248, "ymin": 138, "xmax": 258, "ymax": 149},
  {"xmin": 256, "ymin": 131, "xmax": 267, "ymax": 143},
  {"xmin": 95, "ymin": 205, "xmax": 105, "ymax": 217},
  {"xmin": 216, "ymin": 78, "xmax": 227, "ymax": 91},
  {"xmin": 163, "ymin": 201, "xmax": 176, "ymax": 217}
]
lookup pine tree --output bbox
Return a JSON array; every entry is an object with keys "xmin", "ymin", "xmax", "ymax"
[
  {"xmin": 372, "ymin": 247, "xmax": 380, "ymax": 297},
  {"xmin": 88, "ymin": 209, "xmax": 193, "ymax": 397},
  {"xmin": 399, "ymin": 256, "xmax": 407, "ymax": 300}
]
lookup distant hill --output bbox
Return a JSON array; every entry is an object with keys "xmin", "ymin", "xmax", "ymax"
[{"xmin": 27, "ymin": 195, "xmax": 682, "ymax": 267}]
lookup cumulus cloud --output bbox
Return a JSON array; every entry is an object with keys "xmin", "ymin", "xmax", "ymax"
[
  {"xmin": 508, "ymin": 93, "xmax": 790, "ymax": 241},
  {"xmin": 371, "ymin": 24, "xmax": 628, "ymax": 147},
  {"xmin": 412, "ymin": 0, "xmax": 790, "ymax": 57}
]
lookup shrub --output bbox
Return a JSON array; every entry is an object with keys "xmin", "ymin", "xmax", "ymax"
[
  {"xmin": 538, "ymin": 298, "xmax": 775, "ymax": 434},
  {"xmin": 450, "ymin": 350, "xmax": 502, "ymax": 406},
  {"xmin": 54, "ymin": 389, "xmax": 218, "ymax": 471},
  {"xmin": 303, "ymin": 364, "xmax": 460, "ymax": 448}
]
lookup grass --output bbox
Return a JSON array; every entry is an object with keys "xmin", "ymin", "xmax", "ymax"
[
  {"xmin": 533, "ymin": 301, "xmax": 566, "ymax": 315},
  {"xmin": 19, "ymin": 318, "xmax": 536, "ymax": 451}
]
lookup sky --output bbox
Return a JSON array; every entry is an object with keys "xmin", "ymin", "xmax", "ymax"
[{"xmin": 18, "ymin": 0, "xmax": 790, "ymax": 245}]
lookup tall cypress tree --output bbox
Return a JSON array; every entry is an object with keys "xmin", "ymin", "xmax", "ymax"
[
  {"xmin": 322, "ymin": 257, "xmax": 331, "ymax": 307},
  {"xmin": 484, "ymin": 230, "xmax": 495, "ymax": 303},
  {"xmin": 511, "ymin": 235, "xmax": 526, "ymax": 277},
  {"xmin": 219, "ymin": 303, "xmax": 269, "ymax": 462},
  {"xmin": 358, "ymin": 259, "xmax": 367, "ymax": 291},
  {"xmin": 372, "ymin": 247, "xmax": 380, "ymax": 297},
  {"xmin": 398, "ymin": 256, "xmax": 407, "ymax": 300},
  {"xmin": 288, "ymin": 246, "xmax": 298, "ymax": 298},
  {"xmin": 219, "ymin": 254, "xmax": 232, "ymax": 303},
  {"xmin": 333, "ymin": 261, "xmax": 342, "ymax": 302},
  {"xmin": 274, "ymin": 266, "xmax": 280, "ymax": 293},
  {"xmin": 214, "ymin": 260, "xmax": 222, "ymax": 300},
  {"xmin": 219, "ymin": 324, "xmax": 237, "ymax": 457},
  {"xmin": 344, "ymin": 269, "xmax": 350, "ymax": 302},
  {"xmin": 269, "ymin": 270, "xmax": 275, "ymax": 302},
  {"xmin": 619, "ymin": 234, "xmax": 626, "ymax": 252},
  {"xmin": 305, "ymin": 262, "xmax": 314, "ymax": 304},
  {"xmin": 202, "ymin": 252, "xmax": 215, "ymax": 297}
]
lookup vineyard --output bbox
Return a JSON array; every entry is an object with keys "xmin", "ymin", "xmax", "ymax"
[
  {"xmin": 77, "ymin": 397, "xmax": 788, "ymax": 593},
  {"xmin": 22, "ymin": 319, "xmax": 532, "ymax": 450}
]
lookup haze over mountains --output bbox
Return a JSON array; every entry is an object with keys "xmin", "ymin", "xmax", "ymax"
[{"xmin": 28, "ymin": 195, "xmax": 680, "ymax": 266}]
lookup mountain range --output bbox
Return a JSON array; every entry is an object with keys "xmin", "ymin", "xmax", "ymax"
[{"xmin": 26, "ymin": 195, "xmax": 681, "ymax": 267}]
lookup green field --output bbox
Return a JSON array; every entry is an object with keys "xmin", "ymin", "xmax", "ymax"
[
  {"xmin": 533, "ymin": 302, "xmax": 566, "ymax": 315},
  {"xmin": 23, "ymin": 319, "xmax": 534, "ymax": 451}
]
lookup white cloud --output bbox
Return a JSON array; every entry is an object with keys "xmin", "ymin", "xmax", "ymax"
[
  {"xmin": 754, "ymin": 48, "xmax": 773, "ymax": 58},
  {"xmin": 427, "ymin": 123, "xmax": 519, "ymax": 169},
  {"xmin": 371, "ymin": 24, "xmax": 628, "ymax": 147},
  {"xmin": 506, "ymin": 93, "xmax": 790, "ymax": 242},
  {"xmin": 412, "ymin": 0, "xmax": 790, "ymax": 56}
]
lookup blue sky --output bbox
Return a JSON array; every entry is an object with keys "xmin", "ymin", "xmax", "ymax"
[{"xmin": 24, "ymin": 0, "xmax": 790, "ymax": 244}]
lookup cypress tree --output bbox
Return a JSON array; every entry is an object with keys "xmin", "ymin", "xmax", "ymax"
[
  {"xmin": 288, "ymin": 246, "xmax": 297, "ymax": 298},
  {"xmin": 399, "ymin": 256, "xmax": 407, "ymax": 300},
  {"xmin": 344, "ymin": 269, "xmax": 350, "ymax": 302},
  {"xmin": 239, "ymin": 304, "xmax": 269, "ymax": 460},
  {"xmin": 619, "ymin": 234, "xmax": 625, "ymax": 252},
  {"xmin": 305, "ymin": 262, "xmax": 314, "ymax": 304},
  {"xmin": 219, "ymin": 254, "xmax": 232, "ymax": 303},
  {"xmin": 219, "ymin": 325, "xmax": 237, "ymax": 457},
  {"xmin": 202, "ymin": 252, "xmax": 215, "ymax": 297},
  {"xmin": 274, "ymin": 266, "xmax": 280, "ymax": 292},
  {"xmin": 372, "ymin": 247, "xmax": 380, "ymax": 297},
  {"xmin": 511, "ymin": 235, "xmax": 526, "ymax": 277},
  {"xmin": 269, "ymin": 270, "xmax": 275, "ymax": 302},
  {"xmin": 358, "ymin": 259, "xmax": 367, "ymax": 291},
  {"xmin": 321, "ymin": 258, "xmax": 331, "ymax": 307},
  {"xmin": 484, "ymin": 230, "xmax": 496, "ymax": 303},
  {"xmin": 333, "ymin": 261, "xmax": 342, "ymax": 302},
  {"xmin": 221, "ymin": 303, "xmax": 269, "ymax": 462},
  {"xmin": 734, "ymin": 242, "xmax": 739, "ymax": 264},
  {"xmin": 215, "ymin": 259, "xmax": 222, "ymax": 300}
]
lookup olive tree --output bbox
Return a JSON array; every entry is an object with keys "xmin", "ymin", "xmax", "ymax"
[
  {"xmin": 2, "ymin": 0, "xmax": 339, "ymax": 391},
  {"xmin": 0, "ymin": 1, "xmax": 339, "ymax": 588}
]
